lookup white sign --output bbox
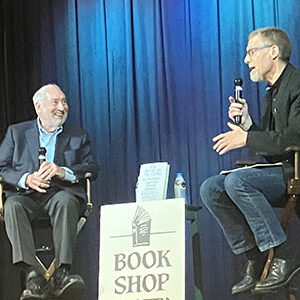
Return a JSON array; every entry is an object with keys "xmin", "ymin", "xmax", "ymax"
[{"xmin": 98, "ymin": 198, "xmax": 185, "ymax": 300}]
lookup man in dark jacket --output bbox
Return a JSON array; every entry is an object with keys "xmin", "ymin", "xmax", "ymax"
[
  {"xmin": 200, "ymin": 27, "xmax": 300, "ymax": 294},
  {"xmin": 0, "ymin": 84, "xmax": 99, "ymax": 300}
]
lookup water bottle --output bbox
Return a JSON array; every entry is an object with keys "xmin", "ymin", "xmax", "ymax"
[{"xmin": 174, "ymin": 172, "xmax": 187, "ymax": 203}]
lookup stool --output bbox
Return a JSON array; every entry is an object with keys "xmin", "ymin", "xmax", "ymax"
[{"xmin": 245, "ymin": 146, "xmax": 300, "ymax": 300}]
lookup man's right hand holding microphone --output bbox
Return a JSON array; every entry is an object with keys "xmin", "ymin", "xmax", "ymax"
[{"xmin": 212, "ymin": 96, "xmax": 252, "ymax": 155}]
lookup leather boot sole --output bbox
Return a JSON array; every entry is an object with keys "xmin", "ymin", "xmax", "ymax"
[
  {"xmin": 20, "ymin": 291, "xmax": 47, "ymax": 300},
  {"xmin": 54, "ymin": 279, "xmax": 85, "ymax": 299},
  {"xmin": 232, "ymin": 282, "xmax": 256, "ymax": 294},
  {"xmin": 20, "ymin": 297, "xmax": 45, "ymax": 300},
  {"xmin": 20, "ymin": 287, "xmax": 50, "ymax": 300}
]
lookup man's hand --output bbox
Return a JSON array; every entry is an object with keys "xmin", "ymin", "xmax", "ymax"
[
  {"xmin": 25, "ymin": 162, "xmax": 65, "ymax": 193},
  {"xmin": 38, "ymin": 162, "xmax": 66, "ymax": 181},
  {"xmin": 228, "ymin": 96, "xmax": 252, "ymax": 131},
  {"xmin": 213, "ymin": 122, "xmax": 248, "ymax": 155},
  {"xmin": 25, "ymin": 171, "xmax": 50, "ymax": 193}
]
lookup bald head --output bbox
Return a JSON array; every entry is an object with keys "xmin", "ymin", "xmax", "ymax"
[{"xmin": 32, "ymin": 84, "xmax": 63, "ymax": 104}]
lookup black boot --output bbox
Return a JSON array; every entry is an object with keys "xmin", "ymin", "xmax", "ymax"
[
  {"xmin": 51, "ymin": 266, "xmax": 85, "ymax": 299},
  {"xmin": 232, "ymin": 259, "xmax": 264, "ymax": 294},
  {"xmin": 232, "ymin": 247, "xmax": 267, "ymax": 295},
  {"xmin": 20, "ymin": 270, "xmax": 50, "ymax": 300},
  {"xmin": 254, "ymin": 258, "xmax": 300, "ymax": 291},
  {"xmin": 254, "ymin": 241, "xmax": 300, "ymax": 292}
]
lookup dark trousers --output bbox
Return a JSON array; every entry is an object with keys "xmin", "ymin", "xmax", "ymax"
[{"xmin": 4, "ymin": 189, "xmax": 81, "ymax": 269}]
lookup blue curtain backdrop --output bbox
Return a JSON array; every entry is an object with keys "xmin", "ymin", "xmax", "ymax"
[{"xmin": 2, "ymin": 0, "xmax": 300, "ymax": 300}]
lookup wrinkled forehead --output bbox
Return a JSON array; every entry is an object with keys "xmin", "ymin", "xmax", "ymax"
[
  {"xmin": 246, "ymin": 34, "xmax": 265, "ymax": 50},
  {"xmin": 44, "ymin": 86, "xmax": 66, "ymax": 101}
]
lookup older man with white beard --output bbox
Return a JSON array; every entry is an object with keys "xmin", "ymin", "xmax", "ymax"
[
  {"xmin": 200, "ymin": 27, "xmax": 300, "ymax": 295},
  {"xmin": 0, "ymin": 84, "xmax": 99, "ymax": 300}
]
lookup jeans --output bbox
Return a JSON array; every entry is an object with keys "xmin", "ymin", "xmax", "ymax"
[{"xmin": 200, "ymin": 166, "xmax": 287, "ymax": 255}]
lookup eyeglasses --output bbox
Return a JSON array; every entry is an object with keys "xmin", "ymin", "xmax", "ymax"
[{"xmin": 246, "ymin": 44, "xmax": 273, "ymax": 57}]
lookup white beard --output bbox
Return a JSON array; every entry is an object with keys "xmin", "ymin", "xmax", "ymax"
[{"xmin": 250, "ymin": 69, "xmax": 264, "ymax": 82}]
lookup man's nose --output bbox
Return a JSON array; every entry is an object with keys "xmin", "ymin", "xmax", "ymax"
[{"xmin": 57, "ymin": 100, "xmax": 67, "ymax": 110}]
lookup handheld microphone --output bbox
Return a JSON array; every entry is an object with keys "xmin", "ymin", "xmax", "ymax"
[
  {"xmin": 38, "ymin": 147, "xmax": 46, "ymax": 166},
  {"xmin": 234, "ymin": 78, "xmax": 243, "ymax": 125}
]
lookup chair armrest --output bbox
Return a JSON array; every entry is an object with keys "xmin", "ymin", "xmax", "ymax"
[
  {"xmin": 285, "ymin": 146, "xmax": 300, "ymax": 180},
  {"xmin": 84, "ymin": 172, "xmax": 93, "ymax": 217},
  {"xmin": 0, "ymin": 176, "xmax": 4, "ymax": 221},
  {"xmin": 76, "ymin": 172, "xmax": 93, "ymax": 233},
  {"xmin": 285, "ymin": 146, "xmax": 300, "ymax": 152}
]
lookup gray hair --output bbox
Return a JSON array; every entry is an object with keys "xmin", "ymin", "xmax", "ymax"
[
  {"xmin": 32, "ymin": 84, "xmax": 61, "ymax": 103},
  {"xmin": 249, "ymin": 27, "xmax": 292, "ymax": 62}
]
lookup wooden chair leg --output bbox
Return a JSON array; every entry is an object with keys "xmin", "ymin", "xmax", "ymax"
[
  {"xmin": 281, "ymin": 195, "xmax": 297, "ymax": 229},
  {"xmin": 0, "ymin": 176, "xmax": 4, "ymax": 221},
  {"xmin": 35, "ymin": 256, "xmax": 57, "ymax": 281},
  {"xmin": 44, "ymin": 258, "xmax": 57, "ymax": 280},
  {"xmin": 260, "ymin": 248, "xmax": 274, "ymax": 281}
]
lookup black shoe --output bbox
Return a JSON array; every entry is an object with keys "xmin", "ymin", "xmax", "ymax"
[
  {"xmin": 52, "ymin": 268, "xmax": 85, "ymax": 299},
  {"xmin": 232, "ymin": 260, "xmax": 264, "ymax": 295},
  {"xmin": 20, "ymin": 270, "xmax": 49, "ymax": 300},
  {"xmin": 254, "ymin": 258, "xmax": 300, "ymax": 292}
]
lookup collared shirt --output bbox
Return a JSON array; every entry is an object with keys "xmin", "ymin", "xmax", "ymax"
[
  {"xmin": 18, "ymin": 119, "xmax": 76, "ymax": 188},
  {"xmin": 38, "ymin": 118, "xmax": 63, "ymax": 163}
]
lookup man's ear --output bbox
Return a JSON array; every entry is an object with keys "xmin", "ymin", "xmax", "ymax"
[
  {"xmin": 271, "ymin": 44, "xmax": 280, "ymax": 60},
  {"xmin": 34, "ymin": 101, "xmax": 41, "ymax": 114}
]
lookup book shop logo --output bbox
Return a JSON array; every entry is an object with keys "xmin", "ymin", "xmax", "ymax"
[{"xmin": 132, "ymin": 206, "xmax": 151, "ymax": 247}]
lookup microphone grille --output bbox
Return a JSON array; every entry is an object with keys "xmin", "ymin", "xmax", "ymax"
[
  {"xmin": 39, "ymin": 147, "xmax": 46, "ymax": 156},
  {"xmin": 234, "ymin": 77, "xmax": 243, "ymax": 86}
]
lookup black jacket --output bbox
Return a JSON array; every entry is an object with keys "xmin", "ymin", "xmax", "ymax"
[{"xmin": 247, "ymin": 63, "xmax": 300, "ymax": 181}]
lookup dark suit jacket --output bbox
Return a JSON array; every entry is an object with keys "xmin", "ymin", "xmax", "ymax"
[
  {"xmin": 247, "ymin": 63, "xmax": 300, "ymax": 181},
  {"xmin": 0, "ymin": 119, "xmax": 99, "ymax": 201}
]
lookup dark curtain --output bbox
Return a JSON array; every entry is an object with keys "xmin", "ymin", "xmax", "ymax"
[{"xmin": 1, "ymin": 1, "xmax": 300, "ymax": 300}]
